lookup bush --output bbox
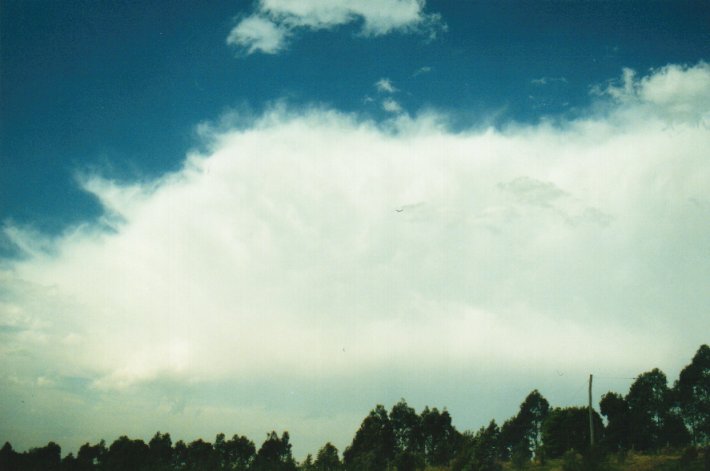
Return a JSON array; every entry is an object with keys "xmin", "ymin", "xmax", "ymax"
[
  {"xmin": 561, "ymin": 450, "xmax": 582, "ymax": 471},
  {"xmin": 679, "ymin": 445, "xmax": 698, "ymax": 467},
  {"xmin": 581, "ymin": 447, "xmax": 609, "ymax": 471},
  {"xmin": 562, "ymin": 448, "xmax": 610, "ymax": 471},
  {"xmin": 510, "ymin": 445, "xmax": 530, "ymax": 470},
  {"xmin": 615, "ymin": 449, "xmax": 627, "ymax": 465}
]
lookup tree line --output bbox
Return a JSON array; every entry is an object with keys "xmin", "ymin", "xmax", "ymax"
[{"xmin": 1, "ymin": 344, "xmax": 707, "ymax": 471}]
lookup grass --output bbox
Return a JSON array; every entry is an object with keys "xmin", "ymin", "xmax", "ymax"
[{"xmin": 493, "ymin": 448, "xmax": 708, "ymax": 471}]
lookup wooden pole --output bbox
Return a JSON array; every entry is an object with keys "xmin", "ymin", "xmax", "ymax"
[{"xmin": 589, "ymin": 374, "xmax": 595, "ymax": 447}]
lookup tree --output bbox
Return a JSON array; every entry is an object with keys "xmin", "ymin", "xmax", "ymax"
[
  {"xmin": 499, "ymin": 390, "xmax": 549, "ymax": 463},
  {"xmin": 16, "ymin": 442, "xmax": 62, "ymax": 471},
  {"xmin": 184, "ymin": 439, "xmax": 218, "ymax": 471},
  {"xmin": 542, "ymin": 407, "xmax": 603, "ymax": 459},
  {"xmin": 148, "ymin": 432, "xmax": 172, "ymax": 470},
  {"xmin": 627, "ymin": 369, "xmax": 670, "ymax": 450},
  {"xmin": 390, "ymin": 399, "xmax": 425, "ymax": 471},
  {"xmin": 60, "ymin": 452, "xmax": 78, "ymax": 471},
  {"xmin": 390, "ymin": 399, "xmax": 424, "ymax": 455},
  {"xmin": 313, "ymin": 442, "xmax": 342, "ymax": 471},
  {"xmin": 343, "ymin": 405, "xmax": 395, "ymax": 471},
  {"xmin": 499, "ymin": 417, "xmax": 524, "ymax": 461},
  {"xmin": 0, "ymin": 442, "xmax": 19, "ymax": 471},
  {"xmin": 517, "ymin": 390, "xmax": 549, "ymax": 456},
  {"xmin": 253, "ymin": 431, "xmax": 297, "ymax": 471},
  {"xmin": 103, "ymin": 436, "xmax": 150, "ymax": 471},
  {"xmin": 420, "ymin": 406, "xmax": 460, "ymax": 467},
  {"xmin": 173, "ymin": 440, "xmax": 188, "ymax": 470},
  {"xmin": 452, "ymin": 420, "xmax": 501, "ymax": 471},
  {"xmin": 626, "ymin": 368, "xmax": 689, "ymax": 450},
  {"xmin": 73, "ymin": 440, "xmax": 107, "ymax": 470},
  {"xmin": 215, "ymin": 433, "xmax": 255, "ymax": 470},
  {"xmin": 674, "ymin": 344, "xmax": 710, "ymax": 445},
  {"xmin": 599, "ymin": 392, "xmax": 629, "ymax": 451}
]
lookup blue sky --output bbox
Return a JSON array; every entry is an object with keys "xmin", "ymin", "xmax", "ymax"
[
  {"xmin": 3, "ymin": 1, "xmax": 709, "ymax": 237},
  {"xmin": 1, "ymin": 0, "xmax": 710, "ymax": 459}
]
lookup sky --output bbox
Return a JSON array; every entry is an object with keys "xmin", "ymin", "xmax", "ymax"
[{"xmin": 1, "ymin": 0, "xmax": 710, "ymax": 459}]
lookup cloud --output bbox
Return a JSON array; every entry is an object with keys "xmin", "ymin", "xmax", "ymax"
[
  {"xmin": 531, "ymin": 76, "xmax": 568, "ymax": 86},
  {"xmin": 413, "ymin": 66, "xmax": 432, "ymax": 77},
  {"xmin": 227, "ymin": 0, "xmax": 445, "ymax": 55},
  {"xmin": 594, "ymin": 62, "xmax": 710, "ymax": 124},
  {"xmin": 226, "ymin": 15, "xmax": 288, "ymax": 54},
  {"xmin": 382, "ymin": 98, "xmax": 403, "ymax": 113},
  {"xmin": 2, "ymin": 63, "xmax": 710, "ymax": 455},
  {"xmin": 375, "ymin": 78, "xmax": 398, "ymax": 94},
  {"xmin": 374, "ymin": 79, "xmax": 402, "ymax": 113}
]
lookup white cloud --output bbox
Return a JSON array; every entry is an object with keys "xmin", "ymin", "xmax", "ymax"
[
  {"xmin": 382, "ymin": 98, "xmax": 403, "ymax": 113},
  {"xmin": 596, "ymin": 62, "xmax": 710, "ymax": 124},
  {"xmin": 226, "ymin": 15, "xmax": 288, "ymax": 54},
  {"xmin": 2, "ymin": 63, "xmax": 710, "ymax": 456},
  {"xmin": 227, "ymin": 0, "xmax": 445, "ymax": 55},
  {"xmin": 375, "ymin": 78, "xmax": 398, "ymax": 94},
  {"xmin": 531, "ymin": 76, "xmax": 568, "ymax": 86},
  {"xmin": 413, "ymin": 66, "xmax": 432, "ymax": 77}
]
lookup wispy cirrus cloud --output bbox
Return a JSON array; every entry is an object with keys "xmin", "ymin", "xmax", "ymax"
[
  {"xmin": 531, "ymin": 76, "xmax": 568, "ymax": 86},
  {"xmin": 227, "ymin": 0, "xmax": 445, "ymax": 55},
  {"xmin": 1, "ymin": 63, "xmax": 709, "ymax": 456},
  {"xmin": 413, "ymin": 66, "xmax": 432, "ymax": 77}
]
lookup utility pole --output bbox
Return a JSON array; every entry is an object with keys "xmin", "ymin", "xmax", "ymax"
[{"xmin": 589, "ymin": 374, "xmax": 595, "ymax": 447}]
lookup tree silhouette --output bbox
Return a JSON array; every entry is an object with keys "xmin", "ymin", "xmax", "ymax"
[
  {"xmin": 148, "ymin": 432, "xmax": 172, "ymax": 470},
  {"xmin": 0, "ymin": 442, "xmax": 18, "ymax": 470},
  {"xmin": 103, "ymin": 436, "xmax": 149, "ymax": 471},
  {"xmin": 541, "ymin": 407, "xmax": 603, "ymax": 458},
  {"xmin": 626, "ymin": 368, "xmax": 689, "ymax": 450},
  {"xmin": 343, "ymin": 405, "xmax": 395, "ymax": 471},
  {"xmin": 420, "ymin": 406, "xmax": 460, "ymax": 467},
  {"xmin": 599, "ymin": 391, "xmax": 629, "ymax": 451},
  {"xmin": 184, "ymin": 438, "xmax": 218, "ymax": 471},
  {"xmin": 23, "ymin": 441, "xmax": 61, "ymax": 471},
  {"xmin": 452, "ymin": 420, "xmax": 501, "ymax": 471},
  {"xmin": 313, "ymin": 442, "xmax": 342, "ymax": 471},
  {"xmin": 215, "ymin": 433, "xmax": 255, "ymax": 470},
  {"xmin": 673, "ymin": 344, "xmax": 710, "ymax": 445},
  {"xmin": 390, "ymin": 399, "xmax": 424, "ymax": 455},
  {"xmin": 500, "ymin": 390, "xmax": 549, "ymax": 463},
  {"xmin": 253, "ymin": 431, "xmax": 296, "ymax": 471},
  {"xmin": 390, "ymin": 399, "xmax": 425, "ymax": 470}
]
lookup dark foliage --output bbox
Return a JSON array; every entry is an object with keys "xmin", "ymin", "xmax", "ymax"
[
  {"xmin": 420, "ymin": 406, "xmax": 460, "ymax": 467},
  {"xmin": 499, "ymin": 389, "xmax": 549, "ymax": 464},
  {"xmin": 313, "ymin": 442, "xmax": 342, "ymax": 471},
  {"xmin": 600, "ymin": 366, "xmax": 692, "ymax": 452},
  {"xmin": 542, "ymin": 407, "xmax": 603, "ymax": 459},
  {"xmin": 451, "ymin": 421, "xmax": 501, "ymax": 471},
  {"xmin": 673, "ymin": 344, "xmax": 710, "ymax": 445},
  {"xmin": 343, "ymin": 404, "xmax": 395, "ymax": 470},
  {"xmin": 252, "ymin": 431, "xmax": 296, "ymax": 471}
]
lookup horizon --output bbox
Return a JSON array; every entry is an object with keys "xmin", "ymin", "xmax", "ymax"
[{"xmin": 1, "ymin": 342, "xmax": 708, "ymax": 459}]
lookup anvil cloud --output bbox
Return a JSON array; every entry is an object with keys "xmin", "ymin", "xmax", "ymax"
[{"xmin": 1, "ymin": 63, "xmax": 709, "ymax": 456}]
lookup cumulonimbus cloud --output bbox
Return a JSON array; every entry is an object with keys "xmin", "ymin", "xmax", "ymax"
[
  {"xmin": 227, "ymin": 0, "xmax": 445, "ymax": 54},
  {"xmin": 1, "ymin": 62, "xmax": 709, "ymax": 455}
]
